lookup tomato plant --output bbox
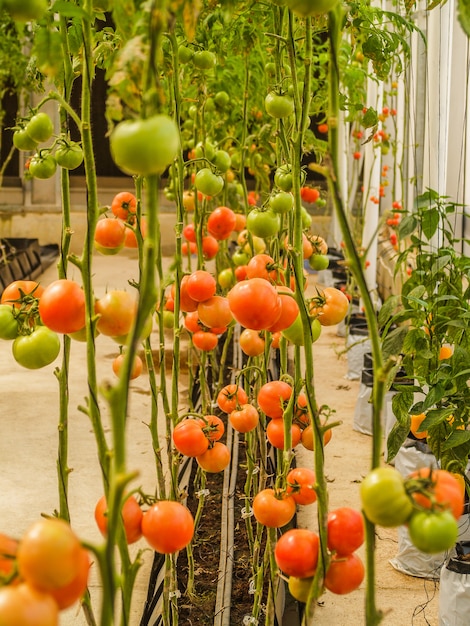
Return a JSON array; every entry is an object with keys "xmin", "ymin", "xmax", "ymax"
[
  {"xmin": 252, "ymin": 489, "xmax": 296, "ymax": 528},
  {"xmin": 39, "ymin": 279, "xmax": 86, "ymax": 334},
  {"xmin": 142, "ymin": 501, "xmax": 194, "ymax": 554}
]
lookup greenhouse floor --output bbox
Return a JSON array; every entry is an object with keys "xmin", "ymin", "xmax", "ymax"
[{"xmin": 0, "ymin": 252, "xmax": 441, "ymax": 625}]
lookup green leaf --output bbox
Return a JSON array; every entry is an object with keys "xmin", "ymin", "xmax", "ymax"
[
  {"xmin": 421, "ymin": 206, "xmax": 440, "ymax": 239},
  {"xmin": 419, "ymin": 407, "xmax": 454, "ymax": 431},
  {"xmin": 52, "ymin": 1, "xmax": 88, "ymax": 18},
  {"xmin": 378, "ymin": 295, "xmax": 400, "ymax": 327},
  {"xmin": 398, "ymin": 214, "xmax": 418, "ymax": 239},
  {"xmin": 386, "ymin": 422, "xmax": 410, "ymax": 463},
  {"xmin": 361, "ymin": 106, "xmax": 378, "ymax": 129},
  {"xmin": 458, "ymin": 0, "xmax": 470, "ymax": 38},
  {"xmin": 382, "ymin": 325, "xmax": 408, "ymax": 360},
  {"xmin": 422, "ymin": 383, "xmax": 446, "ymax": 410},
  {"xmin": 441, "ymin": 429, "xmax": 470, "ymax": 451},
  {"xmin": 391, "ymin": 389, "xmax": 413, "ymax": 425}
]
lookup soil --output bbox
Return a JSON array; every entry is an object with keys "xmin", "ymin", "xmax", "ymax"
[{"xmin": 0, "ymin": 253, "xmax": 444, "ymax": 625}]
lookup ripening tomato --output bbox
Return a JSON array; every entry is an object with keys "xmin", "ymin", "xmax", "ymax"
[
  {"xmin": 207, "ymin": 206, "xmax": 237, "ymax": 240},
  {"xmin": 257, "ymin": 380, "xmax": 293, "ymax": 419},
  {"xmin": 217, "ymin": 383, "xmax": 249, "ymax": 413},
  {"xmin": 310, "ymin": 235, "xmax": 328, "ymax": 255},
  {"xmin": 173, "ymin": 418, "xmax": 209, "ymax": 457},
  {"xmin": 196, "ymin": 441, "xmax": 231, "ymax": 472},
  {"xmin": 229, "ymin": 403, "xmax": 259, "ymax": 433},
  {"xmin": 185, "ymin": 270, "xmax": 217, "ymax": 302},
  {"xmin": 408, "ymin": 468, "xmax": 464, "ymax": 520},
  {"xmin": 94, "ymin": 217, "xmax": 126, "ymax": 255},
  {"xmin": 300, "ymin": 423, "xmax": 332, "ymax": 451},
  {"xmin": 94, "ymin": 494, "xmax": 143, "ymax": 544},
  {"xmin": 112, "ymin": 353, "xmax": 144, "ymax": 379},
  {"xmin": 17, "ymin": 518, "xmax": 82, "ymax": 592},
  {"xmin": 327, "ymin": 508, "xmax": 365, "ymax": 556},
  {"xmin": 288, "ymin": 576, "xmax": 314, "ymax": 604},
  {"xmin": 111, "ymin": 191, "xmax": 137, "ymax": 220},
  {"xmin": 0, "ymin": 533, "xmax": 18, "ymax": 580},
  {"xmin": 267, "ymin": 418, "xmax": 302, "ymax": 449},
  {"xmin": 246, "ymin": 254, "xmax": 276, "ymax": 280},
  {"xmin": 0, "ymin": 583, "xmax": 59, "ymax": 626},
  {"xmin": 142, "ymin": 501, "xmax": 194, "ymax": 554},
  {"xmin": 95, "ymin": 290, "xmax": 137, "ymax": 337},
  {"xmin": 184, "ymin": 310, "xmax": 201, "ymax": 333},
  {"xmin": 252, "ymin": 489, "xmax": 296, "ymax": 528},
  {"xmin": 196, "ymin": 415, "xmax": 225, "ymax": 442},
  {"xmin": 286, "ymin": 467, "xmax": 317, "ymax": 505},
  {"xmin": 177, "ymin": 275, "xmax": 199, "ymax": 313},
  {"xmin": 239, "ymin": 328, "xmax": 265, "ymax": 357},
  {"xmin": 1, "ymin": 280, "xmax": 44, "ymax": 308},
  {"xmin": 267, "ymin": 287, "xmax": 300, "ymax": 333},
  {"xmin": 228, "ymin": 278, "xmax": 282, "ymax": 330},
  {"xmin": 275, "ymin": 528, "xmax": 319, "ymax": 578},
  {"xmin": 39, "ymin": 279, "xmax": 86, "ymax": 334},
  {"xmin": 325, "ymin": 553, "xmax": 365, "ymax": 595},
  {"xmin": 202, "ymin": 235, "xmax": 219, "ymax": 260},
  {"xmin": 310, "ymin": 287, "xmax": 349, "ymax": 326}
]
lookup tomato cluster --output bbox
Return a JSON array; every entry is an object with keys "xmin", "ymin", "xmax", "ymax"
[{"xmin": 360, "ymin": 466, "xmax": 464, "ymax": 554}]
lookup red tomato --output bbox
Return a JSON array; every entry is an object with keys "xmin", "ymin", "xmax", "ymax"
[
  {"xmin": 192, "ymin": 330, "xmax": 218, "ymax": 351},
  {"xmin": 184, "ymin": 310, "xmax": 201, "ymax": 333},
  {"xmin": 172, "ymin": 419, "xmax": 209, "ymax": 457},
  {"xmin": 1, "ymin": 280, "xmax": 44, "ymax": 308},
  {"xmin": 267, "ymin": 287, "xmax": 300, "ymax": 332},
  {"xmin": 239, "ymin": 328, "xmax": 265, "ymax": 357},
  {"xmin": 227, "ymin": 278, "xmax": 282, "ymax": 330},
  {"xmin": 286, "ymin": 467, "xmax": 317, "ymax": 505},
  {"xmin": 142, "ymin": 501, "xmax": 194, "ymax": 554},
  {"xmin": 0, "ymin": 583, "xmax": 59, "ymax": 626},
  {"xmin": 196, "ymin": 441, "xmax": 231, "ymax": 472},
  {"xmin": 267, "ymin": 418, "xmax": 302, "ymax": 450},
  {"xmin": 257, "ymin": 380, "xmax": 293, "ymax": 418},
  {"xmin": 111, "ymin": 191, "xmax": 137, "ymax": 220},
  {"xmin": 327, "ymin": 507, "xmax": 365, "ymax": 556},
  {"xmin": 49, "ymin": 547, "xmax": 91, "ymax": 610},
  {"xmin": 216, "ymin": 383, "xmax": 249, "ymax": 413},
  {"xmin": 38, "ymin": 279, "xmax": 86, "ymax": 334},
  {"xmin": 325, "ymin": 553, "xmax": 365, "ymax": 595},
  {"xmin": 17, "ymin": 518, "xmax": 82, "ymax": 592},
  {"xmin": 94, "ymin": 494, "xmax": 143, "ymax": 544},
  {"xmin": 185, "ymin": 270, "xmax": 217, "ymax": 303},
  {"xmin": 123, "ymin": 217, "xmax": 147, "ymax": 248},
  {"xmin": 197, "ymin": 414, "xmax": 225, "ymax": 441},
  {"xmin": 197, "ymin": 295, "xmax": 233, "ymax": 328},
  {"xmin": 182, "ymin": 241, "xmax": 197, "ymax": 256},
  {"xmin": 183, "ymin": 222, "xmax": 197, "ymax": 243},
  {"xmin": 234, "ymin": 265, "xmax": 248, "ymax": 281},
  {"xmin": 178, "ymin": 275, "xmax": 199, "ymax": 313},
  {"xmin": 0, "ymin": 533, "xmax": 18, "ymax": 580},
  {"xmin": 301, "ymin": 423, "xmax": 332, "ymax": 451},
  {"xmin": 95, "ymin": 290, "xmax": 137, "ymax": 337},
  {"xmin": 207, "ymin": 206, "xmax": 237, "ymax": 240},
  {"xmin": 275, "ymin": 529, "xmax": 319, "ymax": 578},
  {"xmin": 252, "ymin": 489, "xmax": 296, "ymax": 528},
  {"xmin": 94, "ymin": 217, "xmax": 126, "ymax": 254},
  {"xmin": 202, "ymin": 235, "xmax": 219, "ymax": 260},
  {"xmin": 300, "ymin": 187, "xmax": 320, "ymax": 204},
  {"xmin": 229, "ymin": 403, "xmax": 259, "ymax": 433}
]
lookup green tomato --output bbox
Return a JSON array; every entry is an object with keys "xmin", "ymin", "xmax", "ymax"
[
  {"xmin": 274, "ymin": 165, "xmax": 293, "ymax": 192},
  {"xmin": 218, "ymin": 268, "xmax": 235, "ymax": 290},
  {"xmin": 193, "ymin": 50, "xmax": 217, "ymax": 70},
  {"xmin": 12, "ymin": 326, "xmax": 60, "ymax": 369},
  {"xmin": 3, "ymin": 0, "xmax": 48, "ymax": 21},
  {"xmin": 360, "ymin": 467, "xmax": 414, "ymax": 527},
  {"xmin": 214, "ymin": 91, "xmax": 230, "ymax": 108},
  {"xmin": 309, "ymin": 254, "xmax": 329, "ymax": 271},
  {"xmin": 12, "ymin": 128, "xmax": 38, "ymax": 151},
  {"xmin": 285, "ymin": 0, "xmax": 339, "ymax": 16},
  {"xmin": 301, "ymin": 205, "xmax": 313, "ymax": 229},
  {"xmin": 25, "ymin": 112, "xmax": 54, "ymax": 143},
  {"xmin": 110, "ymin": 115, "xmax": 180, "ymax": 176},
  {"xmin": 408, "ymin": 510, "xmax": 458, "ymax": 554},
  {"xmin": 194, "ymin": 141, "xmax": 216, "ymax": 161},
  {"xmin": 28, "ymin": 153, "xmax": 57, "ymax": 179},
  {"xmin": 0, "ymin": 304, "xmax": 19, "ymax": 340},
  {"xmin": 55, "ymin": 142, "xmax": 84, "ymax": 170},
  {"xmin": 281, "ymin": 315, "xmax": 321, "ymax": 346},
  {"xmin": 162, "ymin": 310, "xmax": 175, "ymax": 329},
  {"xmin": 269, "ymin": 191, "xmax": 294, "ymax": 214},
  {"xmin": 194, "ymin": 168, "xmax": 224, "ymax": 197},
  {"xmin": 246, "ymin": 208, "xmax": 280, "ymax": 239},
  {"xmin": 232, "ymin": 250, "xmax": 250, "ymax": 267},
  {"xmin": 288, "ymin": 576, "xmax": 313, "ymax": 603},
  {"xmin": 178, "ymin": 45, "xmax": 194, "ymax": 64},
  {"xmin": 212, "ymin": 150, "xmax": 231, "ymax": 173},
  {"xmin": 265, "ymin": 92, "xmax": 295, "ymax": 119}
]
